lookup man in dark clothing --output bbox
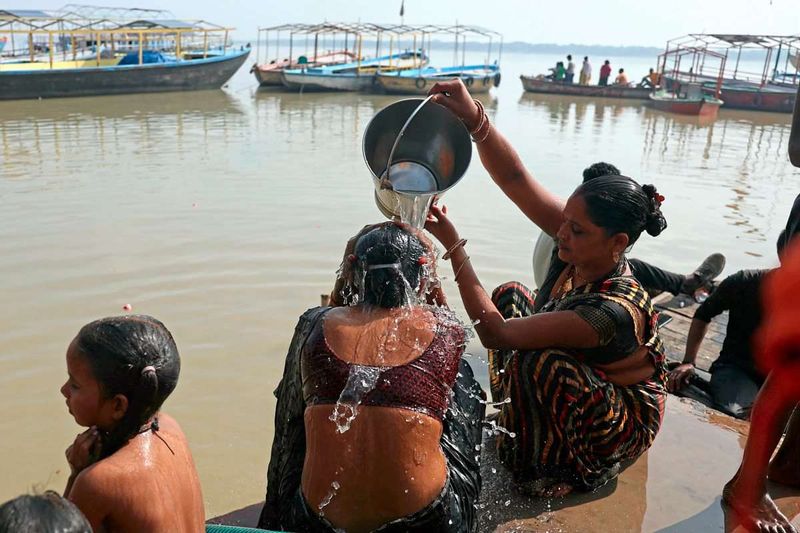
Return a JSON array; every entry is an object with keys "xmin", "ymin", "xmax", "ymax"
[{"xmin": 668, "ymin": 268, "xmax": 770, "ymax": 419}]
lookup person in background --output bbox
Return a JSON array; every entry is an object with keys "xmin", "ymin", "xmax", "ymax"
[
  {"xmin": 614, "ymin": 68, "xmax": 629, "ymax": 86},
  {"xmin": 579, "ymin": 56, "xmax": 592, "ymax": 85},
  {"xmin": 639, "ymin": 68, "xmax": 660, "ymax": 89},
  {"xmin": 0, "ymin": 492, "xmax": 91, "ymax": 533},
  {"xmin": 61, "ymin": 316, "xmax": 205, "ymax": 532},
  {"xmin": 667, "ymin": 227, "xmax": 795, "ymax": 419},
  {"xmin": 547, "ymin": 61, "xmax": 566, "ymax": 82},
  {"xmin": 565, "ymin": 55, "xmax": 576, "ymax": 84},
  {"xmin": 598, "ymin": 59, "xmax": 612, "ymax": 86},
  {"xmin": 258, "ymin": 223, "xmax": 485, "ymax": 532},
  {"xmin": 722, "ymin": 193, "xmax": 800, "ymax": 533}
]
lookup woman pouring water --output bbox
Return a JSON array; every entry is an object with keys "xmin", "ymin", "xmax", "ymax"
[{"xmin": 424, "ymin": 79, "xmax": 669, "ymax": 496}]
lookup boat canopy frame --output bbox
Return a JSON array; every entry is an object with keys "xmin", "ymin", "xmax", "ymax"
[
  {"xmin": 254, "ymin": 22, "xmax": 502, "ymax": 75},
  {"xmin": 663, "ymin": 33, "xmax": 800, "ymax": 87},
  {"xmin": 0, "ymin": 9, "xmax": 236, "ymax": 67}
]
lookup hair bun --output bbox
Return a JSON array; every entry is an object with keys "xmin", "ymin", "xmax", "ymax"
[{"xmin": 641, "ymin": 184, "xmax": 667, "ymax": 237}]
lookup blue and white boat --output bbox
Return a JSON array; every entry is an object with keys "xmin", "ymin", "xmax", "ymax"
[
  {"xmin": 376, "ymin": 63, "xmax": 501, "ymax": 94},
  {"xmin": 281, "ymin": 50, "xmax": 428, "ymax": 92}
]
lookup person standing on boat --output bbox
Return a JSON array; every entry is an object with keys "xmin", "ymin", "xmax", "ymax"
[
  {"xmin": 565, "ymin": 55, "xmax": 576, "ymax": 84},
  {"xmin": 598, "ymin": 60, "xmax": 612, "ymax": 86},
  {"xmin": 579, "ymin": 56, "xmax": 592, "ymax": 85},
  {"xmin": 425, "ymin": 79, "xmax": 669, "ymax": 497}
]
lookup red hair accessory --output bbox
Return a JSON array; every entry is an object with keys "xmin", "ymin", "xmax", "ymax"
[
  {"xmin": 656, "ymin": 193, "xmax": 665, "ymax": 204},
  {"xmin": 418, "ymin": 256, "xmax": 429, "ymax": 265},
  {"xmin": 347, "ymin": 254, "xmax": 357, "ymax": 263}
]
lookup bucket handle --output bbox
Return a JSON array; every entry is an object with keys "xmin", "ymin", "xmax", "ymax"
[{"xmin": 381, "ymin": 94, "xmax": 436, "ymax": 189}]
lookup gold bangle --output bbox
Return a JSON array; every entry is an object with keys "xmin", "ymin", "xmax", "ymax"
[
  {"xmin": 454, "ymin": 255, "xmax": 470, "ymax": 282},
  {"xmin": 442, "ymin": 238, "xmax": 467, "ymax": 261},
  {"xmin": 467, "ymin": 99, "xmax": 486, "ymax": 135}
]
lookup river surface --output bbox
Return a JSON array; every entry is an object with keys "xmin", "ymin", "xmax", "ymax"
[{"xmin": 0, "ymin": 51, "xmax": 797, "ymax": 522}]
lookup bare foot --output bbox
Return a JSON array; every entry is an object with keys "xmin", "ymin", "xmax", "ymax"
[
  {"xmin": 769, "ymin": 449, "xmax": 800, "ymax": 488},
  {"xmin": 723, "ymin": 477, "xmax": 797, "ymax": 532}
]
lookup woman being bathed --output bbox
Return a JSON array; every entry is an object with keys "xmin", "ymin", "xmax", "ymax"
[
  {"xmin": 425, "ymin": 79, "xmax": 669, "ymax": 496},
  {"xmin": 258, "ymin": 223, "xmax": 485, "ymax": 532},
  {"xmin": 61, "ymin": 316, "xmax": 204, "ymax": 532}
]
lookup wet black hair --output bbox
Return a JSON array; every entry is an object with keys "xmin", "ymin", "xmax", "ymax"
[
  {"xmin": 354, "ymin": 224, "xmax": 426, "ymax": 308},
  {"xmin": 567, "ymin": 54, "xmax": 572, "ymax": 60},
  {"xmin": 75, "ymin": 315, "xmax": 180, "ymax": 458},
  {"xmin": 0, "ymin": 492, "xmax": 91, "ymax": 533},
  {"xmin": 582, "ymin": 161, "xmax": 620, "ymax": 182},
  {"xmin": 573, "ymin": 175, "xmax": 667, "ymax": 246}
]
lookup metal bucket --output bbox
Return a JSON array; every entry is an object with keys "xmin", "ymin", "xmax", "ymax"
[{"xmin": 362, "ymin": 98, "xmax": 472, "ymax": 228}]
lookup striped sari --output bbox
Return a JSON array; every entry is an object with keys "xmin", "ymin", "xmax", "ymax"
[{"xmin": 488, "ymin": 276, "xmax": 667, "ymax": 491}]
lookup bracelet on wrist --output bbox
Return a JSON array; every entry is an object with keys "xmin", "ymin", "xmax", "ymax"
[
  {"xmin": 454, "ymin": 255, "xmax": 471, "ymax": 282},
  {"xmin": 442, "ymin": 238, "xmax": 467, "ymax": 261}
]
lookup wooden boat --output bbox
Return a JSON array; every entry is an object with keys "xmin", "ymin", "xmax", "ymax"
[
  {"xmin": 706, "ymin": 82, "xmax": 795, "ymax": 113},
  {"xmin": 376, "ymin": 64, "xmax": 500, "ymax": 95},
  {"xmin": 519, "ymin": 75, "xmax": 652, "ymax": 100},
  {"xmin": 281, "ymin": 50, "xmax": 428, "ymax": 92},
  {"xmin": 251, "ymin": 50, "xmax": 356, "ymax": 87},
  {"xmin": 0, "ymin": 48, "xmax": 250, "ymax": 100},
  {"xmin": 648, "ymin": 89, "xmax": 723, "ymax": 117}
]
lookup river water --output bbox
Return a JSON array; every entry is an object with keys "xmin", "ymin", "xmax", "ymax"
[{"xmin": 0, "ymin": 51, "xmax": 796, "ymax": 519}]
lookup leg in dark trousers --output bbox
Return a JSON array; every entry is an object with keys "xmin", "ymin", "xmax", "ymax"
[{"xmin": 629, "ymin": 259, "xmax": 685, "ymax": 295}]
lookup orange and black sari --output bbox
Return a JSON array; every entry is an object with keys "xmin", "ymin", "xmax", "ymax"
[{"xmin": 488, "ymin": 271, "xmax": 667, "ymax": 491}]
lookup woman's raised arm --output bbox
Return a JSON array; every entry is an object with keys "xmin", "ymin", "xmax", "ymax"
[{"xmin": 429, "ymin": 79, "xmax": 565, "ymax": 237}]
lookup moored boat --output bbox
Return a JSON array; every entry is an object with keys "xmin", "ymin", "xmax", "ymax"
[
  {"xmin": 648, "ymin": 90, "xmax": 723, "ymax": 117},
  {"xmin": 376, "ymin": 64, "xmax": 500, "ymax": 95},
  {"xmin": 0, "ymin": 48, "xmax": 249, "ymax": 100},
  {"xmin": 251, "ymin": 50, "xmax": 356, "ymax": 87},
  {"xmin": 281, "ymin": 50, "xmax": 428, "ymax": 92},
  {"xmin": 520, "ymin": 75, "xmax": 652, "ymax": 100}
]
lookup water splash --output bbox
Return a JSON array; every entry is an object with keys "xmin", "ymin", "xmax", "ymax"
[
  {"xmin": 317, "ymin": 480, "xmax": 341, "ymax": 515},
  {"xmin": 330, "ymin": 365, "xmax": 383, "ymax": 433},
  {"xmin": 480, "ymin": 397, "xmax": 511, "ymax": 407},
  {"xmin": 484, "ymin": 418, "xmax": 517, "ymax": 438}
]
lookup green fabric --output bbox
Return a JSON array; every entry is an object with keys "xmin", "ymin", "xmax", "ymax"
[{"xmin": 206, "ymin": 524, "xmax": 279, "ymax": 532}]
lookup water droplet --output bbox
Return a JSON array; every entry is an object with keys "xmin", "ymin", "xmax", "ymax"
[
  {"xmin": 491, "ymin": 467, "xmax": 497, "ymax": 474},
  {"xmin": 504, "ymin": 500, "xmax": 511, "ymax": 507}
]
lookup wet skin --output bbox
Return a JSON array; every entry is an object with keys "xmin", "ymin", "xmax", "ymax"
[
  {"xmin": 302, "ymin": 305, "xmax": 449, "ymax": 533},
  {"xmin": 61, "ymin": 340, "xmax": 205, "ymax": 532}
]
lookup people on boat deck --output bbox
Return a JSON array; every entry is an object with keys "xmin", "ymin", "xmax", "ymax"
[
  {"xmin": 579, "ymin": 56, "xmax": 592, "ymax": 85},
  {"xmin": 426, "ymin": 78, "xmax": 668, "ymax": 496},
  {"xmin": 547, "ymin": 61, "xmax": 566, "ymax": 82},
  {"xmin": 0, "ymin": 492, "xmax": 91, "ymax": 533},
  {"xmin": 258, "ymin": 222, "xmax": 485, "ymax": 533},
  {"xmin": 61, "ymin": 315, "xmax": 205, "ymax": 533},
  {"xmin": 533, "ymin": 161, "xmax": 725, "ymax": 298},
  {"xmin": 723, "ymin": 192, "xmax": 800, "ymax": 533},
  {"xmin": 614, "ymin": 68, "xmax": 629, "ymax": 86},
  {"xmin": 639, "ymin": 68, "xmax": 660, "ymax": 89},
  {"xmin": 565, "ymin": 54, "xmax": 576, "ymax": 84},
  {"xmin": 598, "ymin": 59, "xmax": 612, "ymax": 86}
]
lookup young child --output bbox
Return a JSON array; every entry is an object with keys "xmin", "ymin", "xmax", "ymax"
[{"xmin": 61, "ymin": 315, "xmax": 205, "ymax": 532}]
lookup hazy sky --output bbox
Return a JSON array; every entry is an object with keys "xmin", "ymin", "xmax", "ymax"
[{"xmin": 29, "ymin": 0, "xmax": 800, "ymax": 47}]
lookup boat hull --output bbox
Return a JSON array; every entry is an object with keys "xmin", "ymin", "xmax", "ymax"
[
  {"xmin": 520, "ymin": 75, "xmax": 651, "ymax": 100},
  {"xmin": 649, "ymin": 96, "xmax": 722, "ymax": 117},
  {"xmin": 281, "ymin": 71, "xmax": 375, "ymax": 92},
  {"xmin": 0, "ymin": 49, "xmax": 249, "ymax": 100},
  {"xmin": 377, "ymin": 72, "xmax": 495, "ymax": 94},
  {"xmin": 716, "ymin": 86, "xmax": 796, "ymax": 113},
  {"xmin": 253, "ymin": 67, "xmax": 284, "ymax": 87}
]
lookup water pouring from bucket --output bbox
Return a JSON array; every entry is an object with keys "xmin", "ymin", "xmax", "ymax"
[{"xmin": 363, "ymin": 97, "xmax": 472, "ymax": 228}]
